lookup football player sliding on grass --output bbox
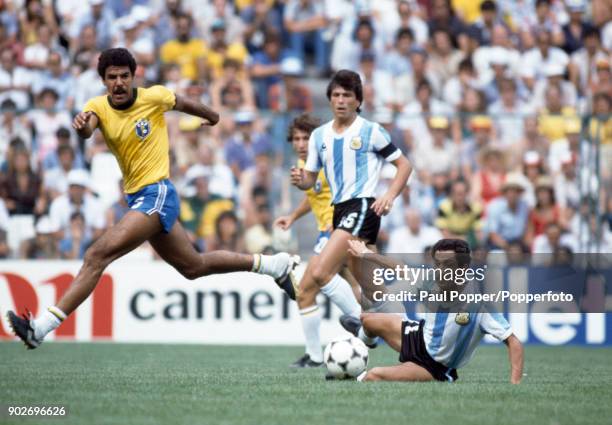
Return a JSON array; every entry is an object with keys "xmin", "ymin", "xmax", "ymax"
[{"xmin": 341, "ymin": 238, "xmax": 524, "ymax": 383}]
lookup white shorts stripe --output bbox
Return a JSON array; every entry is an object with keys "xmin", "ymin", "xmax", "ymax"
[{"xmin": 352, "ymin": 198, "xmax": 368, "ymax": 236}]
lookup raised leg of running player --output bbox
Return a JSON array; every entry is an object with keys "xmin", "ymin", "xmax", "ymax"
[
  {"xmin": 149, "ymin": 221, "xmax": 255, "ymax": 278},
  {"xmin": 57, "ymin": 211, "xmax": 163, "ymax": 315}
]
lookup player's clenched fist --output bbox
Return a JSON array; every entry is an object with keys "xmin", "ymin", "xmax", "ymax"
[
  {"xmin": 72, "ymin": 111, "xmax": 93, "ymax": 130},
  {"xmin": 290, "ymin": 166, "xmax": 304, "ymax": 187}
]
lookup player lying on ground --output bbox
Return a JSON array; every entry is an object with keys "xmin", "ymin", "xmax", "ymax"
[
  {"xmin": 7, "ymin": 48, "xmax": 299, "ymax": 349},
  {"xmin": 290, "ymin": 70, "xmax": 412, "ymax": 368},
  {"xmin": 342, "ymin": 238, "xmax": 524, "ymax": 383},
  {"xmin": 275, "ymin": 113, "xmax": 363, "ymax": 368}
]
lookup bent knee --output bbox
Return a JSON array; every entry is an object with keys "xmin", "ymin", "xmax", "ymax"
[
  {"xmin": 310, "ymin": 263, "xmax": 335, "ymax": 287},
  {"xmin": 360, "ymin": 313, "xmax": 377, "ymax": 333},
  {"xmin": 178, "ymin": 265, "xmax": 201, "ymax": 281}
]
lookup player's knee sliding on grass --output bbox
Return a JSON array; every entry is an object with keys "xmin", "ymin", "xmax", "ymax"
[
  {"xmin": 342, "ymin": 239, "xmax": 524, "ymax": 384},
  {"xmin": 6, "ymin": 48, "xmax": 299, "ymax": 350}
]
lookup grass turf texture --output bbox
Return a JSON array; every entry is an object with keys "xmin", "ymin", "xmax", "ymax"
[{"xmin": 1, "ymin": 343, "xmax": 611, "ymax": 425}]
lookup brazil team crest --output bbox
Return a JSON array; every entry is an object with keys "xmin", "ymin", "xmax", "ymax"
[
  {"xmin": 135, "ymin": 118, "xmax": 151, "ymax": 140},
  {"xmin": 349, "ymin": 136, "xmax": 362, "ymax": 150}
]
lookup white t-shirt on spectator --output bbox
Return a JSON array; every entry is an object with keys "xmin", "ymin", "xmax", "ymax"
[
  {"xmin": 0, "ymin": 198, "xmax": 9, "ymax": 232},
  {"xmin": 74, "ymin": 69, "xmax": 106, "ymax": 112},
  {"xmin": 26, "ymin": 109, "xmax": 72, "ymax": 163},
  {"xmin": 0, "ymin": 66, "xmax": 33, "ymax": 110},
  {"xmin": 520, "ymin": 47, "xmax": 569, "ymax": 80},
  {"xmin": 43, "ymin": 167, "xmax": 71, "ymax": 196},
  {"xmin": 48, "ymin": 193, "xmax": 106, "ymax": 233},
  {"xmin": 532, "ymin": 233, "xmax": 578, "ymax": 254},
  {"xmin": 472, "ymin": 46, "xmax": 521, "ymax": 85},
  {"xmin": 387, "ymin": 225, "xmax": 442, "ymax": 253}
]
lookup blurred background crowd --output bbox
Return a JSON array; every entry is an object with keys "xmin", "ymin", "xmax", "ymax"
[{"xmin": 0, "ymin": 0, "xmax": 610, "ymax": 261}]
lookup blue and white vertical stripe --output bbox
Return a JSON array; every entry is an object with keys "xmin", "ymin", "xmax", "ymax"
[
  {"xmin": 305, "ymin": 116, "xmax": 400, "ymax": 205},
  {"xmin": 421, "ymin": 310, "xmax": 513, "ymax": 369}
]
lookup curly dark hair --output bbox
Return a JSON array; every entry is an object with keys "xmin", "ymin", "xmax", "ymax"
[
  {"xmin": 97, "ymin": 48, "xmax": 137, "ymax": 79},
  {"xmin": 431, "ymin": 238, "xmax": 471, "ymax": 268},
  {"xmin": 326, "ymin": 70, "xmax": 363, "ymax": 113},
  {"xmin": 287, "ymin": 113, "xmax": 320, "ymax": 142}
]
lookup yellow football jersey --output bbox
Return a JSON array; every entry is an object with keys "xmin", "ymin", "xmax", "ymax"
[
  {"xmin": 298, "ymin": 159, "xmax": 333, "ymax": 231},
  {"xmin": 84, "ymin": 85, "xmax": 176, "ymax": 194}
]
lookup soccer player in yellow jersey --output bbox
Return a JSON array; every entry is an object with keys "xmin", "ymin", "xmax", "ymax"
[
  {"xmin": 7, "ymin": 48, "xmax": 299, "ymax": 349},
  {"xmin": 274, "ymin": 114, "xmax": 362, "ymax": 368}
]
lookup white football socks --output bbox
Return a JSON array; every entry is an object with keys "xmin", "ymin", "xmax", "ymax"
[
  {"xmin": 299, "ymin": 305, "xmax": 323, "ymax": 362},
  {"xmin": 358, "ymin": 326, "xmax": 377, "ymax": 346},
  {"xmin": 320, "ymin": 274, "xmax": 360, "ymax": 318},
  {"xmin": 33, "ymin": 307, "xmax": 66, "ymax": 340}
]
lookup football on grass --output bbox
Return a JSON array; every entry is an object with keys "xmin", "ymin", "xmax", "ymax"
[{"xmin": 324, "ymin": 336, "xmax": 368, "ymax": 379}]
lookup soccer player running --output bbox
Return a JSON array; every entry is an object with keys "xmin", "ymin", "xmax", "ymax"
[
  {"xmin": 290, "ymin": 70, "xmax": 412, "ymax": 362},
  {"xmin": 275, "ymin": 113, "xmax": 364, "ymax": 368},
  {"xmin": 7, "ymin": 48, "xmax": 299, "ymax": 349},
  {"xmin": 344, "ymin": 238, "xmax": 524, "ymax": 384}
]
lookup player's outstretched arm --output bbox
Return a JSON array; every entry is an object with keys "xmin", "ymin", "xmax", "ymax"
[
  {"xmin": 274, "ymin": 196, "xmax": 311, "ymax": 230},
  {"xmin": 174, "ymin": 95, "xmax": 220, "ymax": 126},
  {"xmin": 72, "ymin": 111, "xmax": 99, "ymax": 139},
  {"xmin": 504, "ymin": 334, "xmax": 524, "ymax": 384},
  {"xmin": 290, "ymin": 166, "xmax": 317, "ymax": 190},
  {"xmin": 371, "ymin": 155, "xmax": 412, "ymax": 216}
]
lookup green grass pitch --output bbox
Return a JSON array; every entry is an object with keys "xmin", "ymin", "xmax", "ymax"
[{"xmin": 1, "ymin": 342, "xmax": 611, "ymax": 425}]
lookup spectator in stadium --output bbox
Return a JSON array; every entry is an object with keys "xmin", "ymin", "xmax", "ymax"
[
  {"xmin": 249, "ymin": 32, "xmax": 288, "ymax": 108},
  {"xmin": 48, "ymin": 169, "xmax": 106, "ymax": 241},
  {"xmin": 513, "ymin": 116, "xmax": 549, "ymax": 171},
  {"xmin": 427, "ymin": 0, "xmax": 467, "ymax": 49},
  {"xmin": 387, "ymin": 207, "xmax": 443, "ymax": 253},
  {"xmin": 160, "ymin": 13, "xmax": 207, "ymax": 81},
  {"xmin": 427, "ymin": 28, "xmax": 464, "ymax": 89},
  {"xmin": 210, "ymin": 59, "xmax": 256, "ymax": 113},
  {"xmin": 517, "ymin": 0, "xmax": 563, "ymax": 50},
  {"xmin": 205, "ymin": 19, "xmax": 249, "ymax": 80},
  {"xmin": 174, "ymin": 116, "xmax": 205, "ymax": 173},
  {"xmin": 224, "ymin": 111, "xmax": 271, "ymax": 180},
  {"xmin": 569, "ymin": 28, "xmax": 607, "ymax": 98},
  {"xmin": 244, "ymin": 186, "xmax": 274, "ymax": 254},
  {"xmin": 0, "ymin": 49, "xmax": 33, "ymax": 110},
  {"xmin": 561, "ymin": 0, "xmax": 594, "ymax": 55},
  {"xmin": 59, "ymin": 211, "xmax": 92, "ymax": 259},
  {"xmin": 43, "ymin": 144, "xmax": 78, "ymax": 200},
  {"xmin": 525, "ymin": 176, "xmax": 565, "ymax": 247},
  {"xmin": 74, "ymin": 0, "xmax": 114, "ymax": 50},
  {"xmin": 32, "ymin": 52, "xmax": 75, "ymax": 110},
  {"xmin": 22, "ymin": 23, "xmax": 56, "ymax": 70},
  {"xmin": 532, "ymin": 221, "xmax": 576, "ymax": 254},
  {"xmin": 489, "ymin": 78, "xmax": 533, "ymax": 149},
  {"xmin": 485, "ymin": 174, "xmax": 530, "ymax": 250},
  {"xmin": 105, "ymin": 180, "xmax": 129, "ymax": 228},
  {"xmin": 0, "ymin": 144, "xmax": 43, "ymax": 216},
  {"xmin": 548, "ymin": 119, "xmax": 581, "ymax": 174},
  {"xmin": 521, "ymin": 150, "xmax": 547, "ymax": 207},
  {"xmin": 589, "ymin": 92, "xmax": 612, "ymax": 182},
  {"xmin": 537, "ymin": 84, "xmax": 578, "ymax": 144},
  {"xmin": 442, "ymin": 57, "xmax": 477, "ymax": 109},
  {"xmin": 113, "ymin": 15, "xmax": 155, "ymax": 81},
  {"xmin": 435, "ymin": 179, "xmax": 483, "ymax": 245},
  {"xmin": 191, "ymin": 143, "xmax": 236, "ymax": 200},
  {"xmin": 269, "ymin": 56, "xmax": 312, "ymax": 113},
  {"xmin": 520, "ymin": 28, "xmax": 569, "ymax": 91},
  {"xmin": 470, "ymin": 0, "xmax": 507, "ymax": 46},
  {"xmin": 27, "ymin": 88, "xmax": 73, "ymax": 164},
  {"xmin": 209, "ymin": 210, "xmax": 245, "ymax": 253},
  {"xmin": 18, "ymin": 0, "xmax": 57, "ymax": 46},
  {"xmin": 382, "ymin": 28, "xmax": 414, "ymax": 78},
  {"xmin": 331, "ymin": 18, "xmax": 383, "ymax": 73},
  {"xmin": 283, "ymin": 0, "xmax": 329, "ymax": 76},
  {"xmin": 455, "ymin": 88, "xmax": 487, "ymax": 143},
  {"xmin": 180, "ymin": 165, "xmax": 235, "ymax": 251},
  {"xmin": 472, "ymin": 25, "xmax": 521, "ymax": 90},
  {"xmin": 554, "ymin": 152, "xmax": 580, "ymax": 211},
  {"xmin": 358, "ymin": 52, "xmax": 392, "ymax": 116},
  {"xmin": 459, "ymin": 115, "xmax": 494, "ymax": 176},
  {"xmin": 0, "ymin": 99, "xmax": 32, "ymax": 157},
  {"xmin": 72, "ymin": 25, "xmax": 100, "ymax": 72},
  {"xmin": 24, "ymin": 215, "xmax": 59, "ymax": 259},
  {"xmin": 415, "ymin": 116, "xmax": 458, "ymax": 183},
  {"xmin": 532, "ymin": 63, "xmax": 578, "ymax": 111},
  {"xmin": 391, "ymin": 0, "xmax": 428, "ymax": 47},
  {"xmin": 470, "ymin": 147, "xmax": 507, "ymax": 207},
  {"xmin": 197, "ymin": 0, "xmax": 245, "ymax": 45},
  {"xmin": 241, "ymin": 0, "xmax": 283, "ymax": 53}
]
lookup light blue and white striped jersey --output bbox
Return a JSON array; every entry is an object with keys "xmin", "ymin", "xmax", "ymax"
[
  {"xmin": 416, "ymin": 310, "xmax": 512, "ymax": 369},
  {"xmin": 304, "ymin": 116, "xmax": 401, "ymax": 205}
]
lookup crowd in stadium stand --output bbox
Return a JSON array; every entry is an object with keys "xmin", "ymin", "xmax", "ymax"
[{"xmin": 0, "ymin": 0, "xmax": 610, "ymax": 261}]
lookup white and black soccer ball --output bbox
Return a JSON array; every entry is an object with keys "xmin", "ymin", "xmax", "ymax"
[{"xmin": 324, "ymin": 336, "xmax": 368, "ymax": 379}]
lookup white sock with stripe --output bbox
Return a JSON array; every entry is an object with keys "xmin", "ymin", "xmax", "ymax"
[
  {"xmin": 320, "ymin": 274, "xmax": 360, "ymax": 318},
  {"xmin": 299, "ymin": 305, "xmax": 323, "ymax": 362},
  {"xmin": 358, "ymin": 326, "xmax": 377, "ymax": 346},
  {"xmin": 33, "ymin": 306, "xmax": 66, "ymax": 340}
]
